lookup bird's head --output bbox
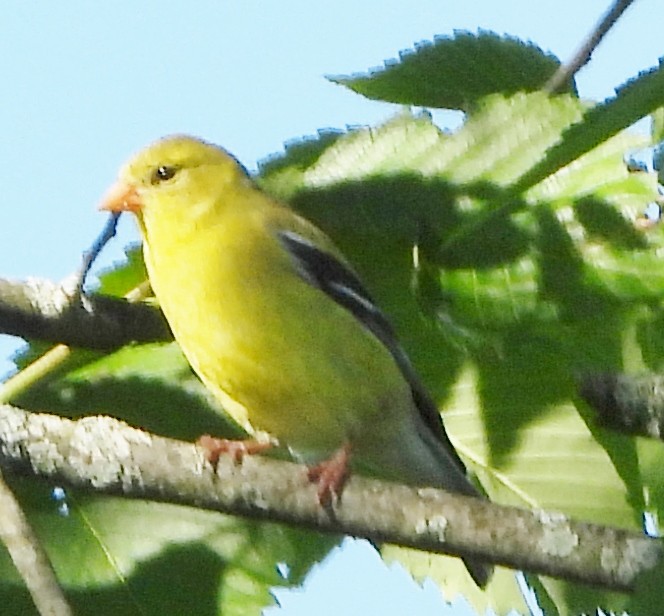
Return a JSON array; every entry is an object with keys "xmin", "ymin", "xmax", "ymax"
[{"xmin": 99, "ymin": 135, "xmax": 252, "ymax": 235}]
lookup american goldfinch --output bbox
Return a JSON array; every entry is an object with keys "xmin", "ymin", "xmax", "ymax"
[{"xmin": 100, "ymin": 135, "xmax": 491, "ymax": 586}]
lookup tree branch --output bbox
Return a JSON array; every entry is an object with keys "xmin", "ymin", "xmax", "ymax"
[
  {"xmin": 0, "ymin": 277, "xmax": 171, "ymax": 350},
  {"xmin": 0, "ymin": 403, "xmax": 659, "ymax": 592},
  {"xmin": 0, "ymin": 467, "xmax": 72, "ymax": 615},
  {"xmin": 579, "ymin": 372, "xmax": 664, "ymax": 440},
  {"xmin": 544, "ymin": 0, "xmax": 637, "ymax": 93}
]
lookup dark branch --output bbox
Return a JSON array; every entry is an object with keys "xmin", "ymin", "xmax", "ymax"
[
  {"xmin": 544, "ymin": 0, "xmax": 637, "ymax": 94},
  {"xmin": 579, "ymin": 372, "xmax": 664, "ymax": 440},
  {"xmin": 0, "ymin": 277, "xmax": 171, "ymax": 350},
  {"xmin": 76, "ymin": 212, "xmax": 121, "ymax": 296},
  {"xmin": 0, "ymin": 404, "xmax": 659, "ymax": 592}
]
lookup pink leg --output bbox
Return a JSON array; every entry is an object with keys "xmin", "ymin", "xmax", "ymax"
[
  {"xmin": 197, "ymin": 435, "xmax": 273, "ymax": 466},
  {"xmin": 307, "ymin": 443, "xmax": 352, "ymax": 506}
]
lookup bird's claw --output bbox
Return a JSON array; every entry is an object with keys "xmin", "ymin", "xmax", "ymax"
[
  {"xmin": 197, "ymin": 435, "xmax": 273, "ymax": 467},
  {"xmin": 307, "ymin": 443, "xmax": 351, "ymax": 506}
]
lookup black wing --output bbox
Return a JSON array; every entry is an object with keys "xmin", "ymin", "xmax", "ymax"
[{"xmin": 278, "ymin": 230, "xmax": 466, "ymax": 472}]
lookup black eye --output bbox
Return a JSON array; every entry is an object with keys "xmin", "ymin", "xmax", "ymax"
[{"xmin": 151, "ymin": 165, "xmax": 177, "ymax": 184}]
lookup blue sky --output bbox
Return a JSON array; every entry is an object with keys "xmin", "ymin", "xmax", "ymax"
[{"xmin": 1, "ymin": 1, "xmax": 662, "ymax": 613}]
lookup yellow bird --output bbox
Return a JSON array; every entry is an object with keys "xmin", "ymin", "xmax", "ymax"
[{"xmin": 100, "ymin": 135, "xmax": 491, "ymax": 586}]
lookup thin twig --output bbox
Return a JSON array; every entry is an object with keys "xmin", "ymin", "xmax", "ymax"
[
  {"xmin": 76, "ymin": 212, "xmax": 121, "ymax": 296},
  {"xmin": 544, "ymin": 0, "xmax": 638, "ymax": 94},
  {"xmin": 0, "ymin": 467, "xmax": 72, "ymax": 615}
]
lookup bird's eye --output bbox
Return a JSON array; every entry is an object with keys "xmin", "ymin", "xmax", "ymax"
[{"xmin": 151, "ymin": 165, "xmax": 177, "ymax": 184}]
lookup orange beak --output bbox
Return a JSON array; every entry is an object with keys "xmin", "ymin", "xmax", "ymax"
[{"xmin": 99, "ymin": 181, "xmax": 142, "ymax": 212}]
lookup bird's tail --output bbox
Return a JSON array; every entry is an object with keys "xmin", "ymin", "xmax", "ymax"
[
  {"xmin": 463, "ymin": 556, "xmax": 492, "ymax": 588},
  {"xmin": 411, "ymin": 415, "xmax": 495, "ymax": 587}
]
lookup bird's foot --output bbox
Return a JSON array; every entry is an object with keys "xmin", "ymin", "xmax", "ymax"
[
  {"xmin": 197, "ymin": 435, "xmax": 273, "ymax": 466},
  {"xmin": 307, "ymin": 443, "xmax": 352, "ymax": 506}
]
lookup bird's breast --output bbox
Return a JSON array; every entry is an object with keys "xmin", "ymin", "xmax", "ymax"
[{"xmin": 144, "ymin": 217, "xmax": 410, "ymax": 457}]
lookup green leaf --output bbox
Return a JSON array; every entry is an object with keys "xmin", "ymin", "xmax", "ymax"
[
  {"xmin": 94, "ymin": 244, "xmax": 146, "ymax": 297},
  {"xmin": 257, "ymin": 129, "xmax": 346, "ymax": 194},
  {"xmin": 651, "ymin": 107, "xmax": 664, "ymax": 144},
  {"xmin": 515, "ymin": 59, "xmax": 664, "ymax": 193},
  {"xmin": 262, "ymin": 105, "xmax": 657, "ymax": 613},
  {"xmin": 626, "ymin": 552, "xmax": 664, "ymax": 616},
  {"xmin": 0, "ymin": 478, "xmax": 338, "ymax": 616},
  {"xmin": 15, "ymin": 342, "xmax": 242, "ymax": 443},
  {"xmin": 381, "ymin": 545, "xmax": 527, "ymax": 614},
  {"xmin": 329, "ymin": 31, "xmax": 574, "ymax": 111},
  {"xmin": 299, "ymin": 94, "xmax": 585, "ymax": 189}
]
